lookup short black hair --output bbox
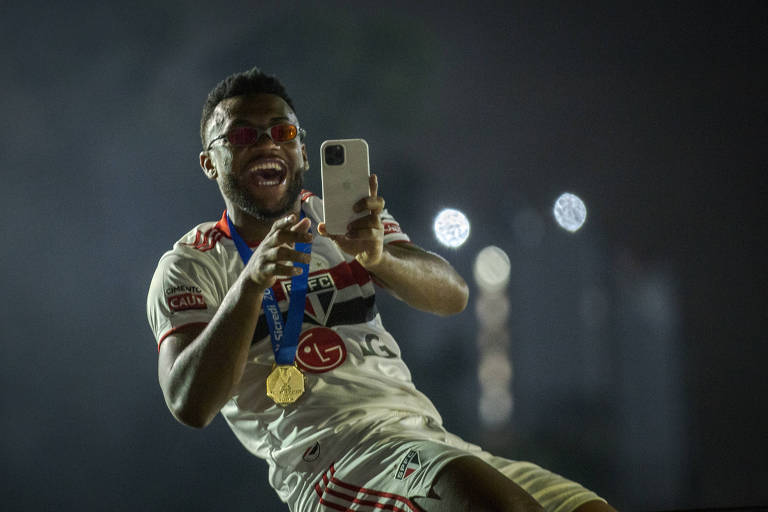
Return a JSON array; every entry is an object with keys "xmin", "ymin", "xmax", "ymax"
[{"xmin": 200, "ymin": 67, "xmax": 297, "ymax": 148}]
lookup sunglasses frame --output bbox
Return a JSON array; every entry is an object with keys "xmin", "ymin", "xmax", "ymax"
[{"xmin": 206, "ymin": 123, "xmax": 306, "ymax": 150}]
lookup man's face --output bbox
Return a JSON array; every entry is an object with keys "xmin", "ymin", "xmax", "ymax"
[{"xmin": 201, "ymin": 93, "xmax": 308, "ymax": 221}]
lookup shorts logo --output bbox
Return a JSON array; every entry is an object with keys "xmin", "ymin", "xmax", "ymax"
[
  {"xmin": 303, "ymin": 441, "xmax": 320, "ymax": 462},
  {"xmin": 284, "ymin": 272, "xmax": 336, "ymax": 325},
  {"xmin": 295, "ymin": 327, "xmax": 347, "ymax": 373},
  {"xmin": 167, "ymin": 293, "xmax": 206, "ymax": 312},
  {"xmin": 395, "ymin": 450, "xmax": 421, "ymax": 480}
]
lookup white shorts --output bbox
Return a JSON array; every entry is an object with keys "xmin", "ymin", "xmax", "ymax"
[{"xmin": 292, "ymin": 414, "xmax": 604, "ymax": 512}]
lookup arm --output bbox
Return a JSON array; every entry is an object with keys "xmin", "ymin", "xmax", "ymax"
[
  {"xmin": 365, "ymin": 242, "xmax": 468, "ymax": 316},
  {"xmin": 158, "ymin": 215, "xmax": 312, "ymax": 428},
  {"xmin": 318, "ymin": 174, "xmax": 469, "ymax": 316}
]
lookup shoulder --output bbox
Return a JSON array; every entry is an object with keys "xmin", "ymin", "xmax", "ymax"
[
  {"xmin": 154, "ymin": 216, "xmax": 236, "ymax": 276},
  {"xmin": 173, "ymin": 218, "xmax": 229, "ymax": 253},
  {"xmin": 301, "ymin": 190, "xmax": 323, "ymax": 222}
]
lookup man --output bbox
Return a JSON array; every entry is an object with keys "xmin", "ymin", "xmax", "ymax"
[{"xmin": 147, "ymin": 67, "xmax": 616, "ymax": 511}]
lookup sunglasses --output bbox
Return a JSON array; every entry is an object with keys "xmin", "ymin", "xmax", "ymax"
[{"xmin": 207, "ymin": 123, "xmax": 306, "ymax": 150}]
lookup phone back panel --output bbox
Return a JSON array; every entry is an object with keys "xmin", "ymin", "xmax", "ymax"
[{"xmin": 320, "ymin": 139, "xmax": 371, "ymax": 234}]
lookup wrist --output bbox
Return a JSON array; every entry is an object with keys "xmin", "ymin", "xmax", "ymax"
[
  {"xmin": 356, "ymin": 249, "xmax": 386, "ymax": 272},
  {"xmin": 240, "ymin": 271, "xmax": 271, "ymax": 296}
]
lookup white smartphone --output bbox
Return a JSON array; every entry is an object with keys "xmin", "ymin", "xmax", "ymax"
[{"xmin": 320, "ymin": 138, "xmax": 371, "ymax": 235}]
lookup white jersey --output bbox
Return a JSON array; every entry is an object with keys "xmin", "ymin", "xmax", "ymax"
[{"xmin": 147, "ymin": 191, "xmax": 443, "ymax": 503}]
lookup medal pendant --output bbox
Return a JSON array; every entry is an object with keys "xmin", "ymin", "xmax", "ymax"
[{"xmin": 266, "ymin": 363, "xmax": 305, "ymax": 406}]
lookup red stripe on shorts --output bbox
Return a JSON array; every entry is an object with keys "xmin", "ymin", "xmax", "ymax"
[{"xmin": 315, "ymin": 463, "xmax": 418, "ymax": 512}]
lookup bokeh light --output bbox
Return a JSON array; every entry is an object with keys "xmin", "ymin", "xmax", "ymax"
[
  {"xmin": 473, "ymin": 246, "xmax": 511, "ymax": 293},
  {"xmin": 553, "ymin": 192, "xmax": 587, "ymax": 232},
  {"xmin": 433, "ymin": 208, "xmax": 470, "ymax": 247}
]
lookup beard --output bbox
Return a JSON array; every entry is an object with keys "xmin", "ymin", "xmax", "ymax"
[{"xmin": 220, "ymin": 170, "xmax": 304, "ymax": 221}]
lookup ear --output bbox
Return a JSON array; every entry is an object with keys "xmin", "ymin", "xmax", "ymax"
[{"xmin": 200, "ymin": 151, "xmax": 218, "ymax": 180}]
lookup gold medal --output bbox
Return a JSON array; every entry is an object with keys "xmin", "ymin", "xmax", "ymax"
[{"xmin": 266, "ymin": 363, "xmax": 305, "ymax": 405}]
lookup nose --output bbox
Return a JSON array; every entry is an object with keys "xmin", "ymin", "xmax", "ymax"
[{"xmin": 254, "ymin": 132, "xmax": 279, "ymax": 148}]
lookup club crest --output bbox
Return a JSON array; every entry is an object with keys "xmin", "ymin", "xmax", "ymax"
[
  {"xmin": 395, "ymin": 450, "xmax": 421, "ymax": 480},
  {"xmin": 303, "ymin": 441, "xmax": 321, "ymax": 462},
  {"xmin": 283, "ymin": 272, "xmax": 337, "ymax": 325}
]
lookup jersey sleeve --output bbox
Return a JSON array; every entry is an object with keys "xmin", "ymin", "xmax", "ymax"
[
  {"xmin": 381, "ymin": 208, "xmax": 411, "ymax": 244},
  {"xmin": 146, "ymin": 251, "xmax": 221, "ymax": 348}
]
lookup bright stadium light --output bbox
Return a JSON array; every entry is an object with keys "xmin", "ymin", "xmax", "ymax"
[
  {"xmin": 434, "ymin": 208, "xmax": 470, "ymax": 247},
  {"xmin": 553, "ymin": 192, "xmax": 587, "ymax": 232}
]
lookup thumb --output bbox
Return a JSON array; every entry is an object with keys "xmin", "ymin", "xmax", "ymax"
[{"xmin": 290, "ymin": 216, "xmax": 312, "ymax": 233}]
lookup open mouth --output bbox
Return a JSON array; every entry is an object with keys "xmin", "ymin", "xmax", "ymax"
[{"xmin": 247, "ymin": 158, "xmax": 288, "ymax": 187}]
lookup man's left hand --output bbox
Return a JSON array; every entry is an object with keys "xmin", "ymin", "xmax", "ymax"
[{"xmin": 318, "ymin": 174, "xmax": 384, "ymax": 268}]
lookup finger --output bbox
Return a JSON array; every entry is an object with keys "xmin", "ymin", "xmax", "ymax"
[
  {"xmin": 273, "ymin": 246, "xmax": 312, "ymax": 265},
  {"xmin": 347, "ymin": 214, "xmax": 383, "ymax": 232},
  {"xmin": 289, "ymin": 216, "xmax": 312, "ymax": 233},
  {"xmin": 353, "ymin": 175, "xmax": 383, "ymax": 213},
  {"xmin": 271, "ymin": 213, "xmax": 297, "ymax": 231},
  {"xmin": 369, "ymin": 173, "xmax": 378, "ymax": 198},
  {"xmin": 263, "ymin": 262, "xmax": 304, "ymax": 276},
  {"xmin": 354, "ymin": 196, "xmax": 385, "ymax": 214},
  {"xmin": 250, "ymin": 261, "xmax": 300, "ymax": 286},
  {"xmin": 317, "ymin": 222, "xmax": 351, "ymax": 242},
  {"xmin": 259, "ymin": 246, "xmax": 309, "ymax": 267},
  {"xmin": 323, "ymin": 230, "xmax": 348, "ymax": 244},
  {"xmin": 273, "ymin": 228, "xmax": 313, "ymax": 246}
]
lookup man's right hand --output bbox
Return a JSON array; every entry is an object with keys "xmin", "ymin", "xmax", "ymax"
[{"xmin": 247, "ymin": 214, "xmax": 313, "ymax": 291}]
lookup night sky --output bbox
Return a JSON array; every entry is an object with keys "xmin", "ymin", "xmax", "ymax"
[{"xmin": 2, "ymin": 2, "xmax": 766, "ymax": 510}]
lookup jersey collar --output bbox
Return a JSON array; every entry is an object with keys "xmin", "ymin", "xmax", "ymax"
[{"xmin": 214, "ymin": 190, "xmax": 314, "ymax": 246}]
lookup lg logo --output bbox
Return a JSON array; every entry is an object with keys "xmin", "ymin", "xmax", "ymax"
[
  {"xmin": 295, "ymin": 328, "xmax": 347, "ymax": 373},
  {"xmin": 294, "ymin": 329, "xmax": 398, "ymax": 373}
]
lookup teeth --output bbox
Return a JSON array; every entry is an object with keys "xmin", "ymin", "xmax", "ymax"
[{"xmin": 250, "ymin": 160, "xmax": 284, "ymax": 172}]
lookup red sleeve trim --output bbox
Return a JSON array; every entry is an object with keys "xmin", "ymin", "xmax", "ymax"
[
  {"xmin": 157, "ymin": 322, "xmax": 209, "ymax": 352},
  {"xmin": 382, "ymin": 221, "xmax": 403, "ymax": 235}
]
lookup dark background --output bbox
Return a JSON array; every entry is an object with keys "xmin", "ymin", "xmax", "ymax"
[{"xmin": 2, "ymin": 1, "xmax": 766, "ymax": 510}]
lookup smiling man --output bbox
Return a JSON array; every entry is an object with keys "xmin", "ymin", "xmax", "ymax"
[{"xmin": 147, "ymin": 67, "xmax": 615, "ymax": 512}]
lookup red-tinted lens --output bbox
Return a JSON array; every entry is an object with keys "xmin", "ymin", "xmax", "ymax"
[
  {"xmin": 227, "ymin": 126, "xmax": 259, "ymax": 146},
  {"xmin": 269, "ymin": 124, "xmax": 298, "ymax": 142}
]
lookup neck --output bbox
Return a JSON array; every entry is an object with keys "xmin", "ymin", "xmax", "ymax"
[{"xmin": 226, "ymin": 199, "xmax": 302, "ymax": 243}]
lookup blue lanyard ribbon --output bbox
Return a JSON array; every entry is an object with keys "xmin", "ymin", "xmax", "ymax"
[{"xmin": 226, "ymin": 211, "xmax": 312, "ymax": 365}]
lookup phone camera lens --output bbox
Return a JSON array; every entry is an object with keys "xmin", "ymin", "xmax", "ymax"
[{"xmin": 324, "ymin": 144, "xmax": 345, "ymax": 165}]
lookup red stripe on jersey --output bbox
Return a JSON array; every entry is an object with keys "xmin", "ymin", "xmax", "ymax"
[{"xmin": 272, "ymin": 259, "xmax": 372, "ymax": 302}]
